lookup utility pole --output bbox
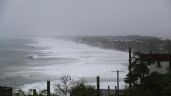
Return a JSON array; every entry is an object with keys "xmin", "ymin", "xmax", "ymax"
[
  {"xmin": 129, "ymin": 47, "xmax": 132, "ymax": 96},
  {"xmin": 111, "ymin": 70, "xmax": 124, "ymax": 96}
]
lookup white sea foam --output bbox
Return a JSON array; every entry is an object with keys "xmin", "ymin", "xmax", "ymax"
[{"xmin": 21, "ymin": 37, "xmax": 129, "ymax": 91}]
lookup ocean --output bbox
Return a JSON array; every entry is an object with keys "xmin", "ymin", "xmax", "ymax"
[{"xmin": 0, "ymin": 37, "xmax": 128, "ymax": 92}]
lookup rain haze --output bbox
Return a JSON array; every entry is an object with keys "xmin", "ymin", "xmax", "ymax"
[
  {"xmin": 1, "ymin": 0, "xmax": 171, "ymax": 94},
  {"xmin": 0, "ymin": 0, "xmax": 171, "ymax": 37}
]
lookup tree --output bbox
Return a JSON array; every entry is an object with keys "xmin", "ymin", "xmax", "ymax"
[
  {"xmin": 160, "ymin": 72, "xmax": 171, "ymax": 96},
  {"xmin": 143, "ymin": 72, "xmax": 163, "ymax": 96},
  {"xmin": 39, "ymin": 89, "xmax": 47, "ymax": 96},
  {"xmin": 70, "ymin": 83, "xmax": 96, "ymax": 96},
  {"xmin": 124, "ymin": 53, "xmax": 171, "ymax": 96},
  {"xmin": 125, "ymin": 52, "xmax": 154, "ymax": 86},
  {"xmin": 15, "ymin": 89, "xmax": 26, "ymax": 96},
  {"xmin": 54, "ymin": 75, "xmax": 73, "ymax": 96}
]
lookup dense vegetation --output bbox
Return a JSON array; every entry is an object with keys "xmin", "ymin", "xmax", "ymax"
[
  {"xmin": 70, "ymin": 83, "xmax": 97, "ymax": 96},
  {"xmin": 14, "ymin": 76, "xmax": 97, "ymax": 96},
  {"xmin": 124, "ymin": 52, "xmax": 171, "ymax": 96}
]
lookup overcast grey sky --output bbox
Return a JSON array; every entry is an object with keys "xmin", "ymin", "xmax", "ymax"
[{"xmin": 0, "ymin": 0, "xmax": 171, "ymax": 38}]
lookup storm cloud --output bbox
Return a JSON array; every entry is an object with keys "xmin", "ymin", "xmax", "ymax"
[{"xmin": 0, "ymin": 0, "xmax": 171, "ymax": 37}]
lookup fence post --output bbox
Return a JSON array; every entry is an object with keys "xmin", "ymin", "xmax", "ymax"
[
  {"xmin": 115, "ymin": 86, "xmax": 117, "ymax": 96},
  {"xmin": 47, "ymin": 80, "xmax": 50, "ymax": 96},
  {"xmin": 108, "ymin": 86, "xmax": 110, "ymax": 96},
  {"xmin": 33, "ymin": 89, "xmax": 36, "ymax": 96},
  {"xmin": 97, "ymin": 76, "xmax": 100, "ymax": 96}
]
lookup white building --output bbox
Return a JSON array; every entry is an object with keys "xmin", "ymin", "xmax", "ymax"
[{"xmin": 140, "ymin": 54, "xmax": 171, "ymax": 74}]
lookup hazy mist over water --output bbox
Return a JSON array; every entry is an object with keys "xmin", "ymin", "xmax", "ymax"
[
  {"xmin": 0, "ymin": 37, "xmax": 128, "ymax": 90},
  {"xmin": 0, "ymin": 0, "xmax": 171, "ymax": 38}
]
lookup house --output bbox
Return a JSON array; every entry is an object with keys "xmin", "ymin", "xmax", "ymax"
[{"xmin": 139, "ymin": 54, "xmax": 171, "ymax": 74}]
